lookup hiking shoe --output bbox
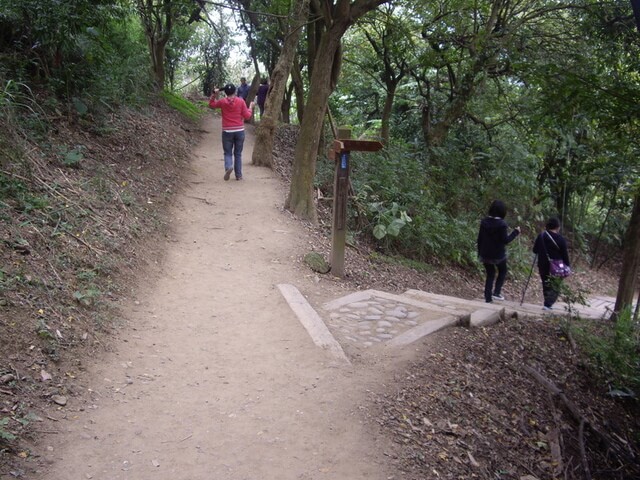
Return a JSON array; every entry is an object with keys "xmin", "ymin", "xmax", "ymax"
[
  {"xmin": 492, "ymin": 294, "xmax": 505, "ymax": 301},
  {"xmin": 224, "ymin": 168, "xmax": 233, "ymax": 181},
  {"xmin": 236, "ymin": 176, "xmax": 243, "ymax": 181},
  {"xmin": 542, "ymin": 306, "xmax": 553, "ymax": 311}
]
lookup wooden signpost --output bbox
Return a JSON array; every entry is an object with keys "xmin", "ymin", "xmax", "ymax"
[{"xmin": 328, "ymin": 129, "xmax": 383, "ymax": 277}]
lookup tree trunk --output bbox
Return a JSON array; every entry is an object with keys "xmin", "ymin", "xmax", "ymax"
[
  {"xmin": 420, "ymin": 1, "xmax": 503, "ymax": 148},
  {"xmin": 286, "ymin": 26, "xmax": 346, "ymax": 223},
  {"xmin": 136, "ymin": 0, "xmax": 174, "ymax": 92},
  {"xmin": 613, "ymin": 192, "xmax": 640, "ymax": 319},
  {"xmin": 286, "ymin": 0, "xmax": 388, "ymax": 222},
  {"xmin": 291, "ymin": 54, "xmax": 305, "ymax": 123},
  {"xmin": 252, "ymin": 0, "xmax": 309, "ymax": 168},
  {"xmin": 150, "ymin": 39, "xmax": 168, "ymax": 90},
  {"xmin": 380, "ymin": 81, "xmax": 397, "ymax": 144},
  {"xmin": 425, "ymin": 54, "xmax": 489, "ymax": 148},
  {"xmin": 282, "ymin": 82, "xmax": 293, "ymax": 123}
]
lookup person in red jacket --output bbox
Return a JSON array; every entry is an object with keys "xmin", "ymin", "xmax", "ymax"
[{"xmin": 209, "ymin": 83, "xmax": 254, "ymax": 181}]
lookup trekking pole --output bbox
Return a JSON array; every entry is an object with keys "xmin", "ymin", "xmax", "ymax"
[{"xmin": 520, "ymin": 254, "xmax": 537, "ymax": 305}]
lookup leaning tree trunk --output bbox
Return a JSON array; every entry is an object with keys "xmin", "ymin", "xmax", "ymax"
[
  {"xmin": 612, "ymin": 192, "xmax": 640, "ymax": 320},
  {"xmin": 252, "ymin": 0, "xmax": 310, "ymax": 168},
  {"xmin": 286, "ymin": 26, "xmax": 346, "ymax": 223},
  {"xmin": 286, "ymin": 0, "xmax": 388, "ymax": 223}
]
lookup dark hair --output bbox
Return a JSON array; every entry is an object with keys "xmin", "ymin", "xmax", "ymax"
[
  {"xmin": 223, "ymin": 83, "xmax": 236, "ymax": 95},
  {"xmin": 488, "ymin": 200, "xmax": 506, "ymax": 219},
  {"xmin": 546, "ymin": 217, "xmax": 561, "ymax": 230},
  {"xmin": 260, "ymin": 78, "xmax": 268, "ymax": 85}
]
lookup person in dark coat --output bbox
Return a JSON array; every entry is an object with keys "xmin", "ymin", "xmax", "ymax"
[
  {"xmin": 256, "ymin": 78, "xmax": 269, "ymax": 117},
  {"xmin": 237, "ymin": 77, "xmax": 249, "ymax": 101},
  {"xmin": 532, "ymin": 217, "xmax": 571, "ymax": 310},
  {"xmin": 477, "ymin": 200, "xmax": 521, "ymax": 303}
]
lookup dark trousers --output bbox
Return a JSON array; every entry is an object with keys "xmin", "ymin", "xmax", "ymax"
[
  {"xmin": 483, "ymin": 260, "xmax": 507, "ymax": 302},
  {"xmin": 539, "ymin": 268, "xmax": 560, "ymax": 308}
]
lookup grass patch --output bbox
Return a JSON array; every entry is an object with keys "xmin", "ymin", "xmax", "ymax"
[
  {"xmin": 369, "ymin": 251, "xmax": 436, "ymax": 273},
  {"xmin": 161, "ymin": 90, "xmax": 204, "ymax": 121}
]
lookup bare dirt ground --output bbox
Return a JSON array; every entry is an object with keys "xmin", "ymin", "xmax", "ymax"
[
  {"xmin": 2, "ymin": 109, "xmax": 638, "ymax": 479},
  {"xmin": 11, "ymin": 116, "xmax": 412, "ymax": 480}
]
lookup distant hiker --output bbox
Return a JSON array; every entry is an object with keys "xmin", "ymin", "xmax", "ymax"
[
  {"xmin": 256, "ymin": 78, "xmax": 269, "ymax": 118},
  {"xmin": 237, "ymin": 77, "xmax": 249, "ymax": 101},
  {"xmin": 532, "ymin": 217, "xmax": 571, "ymax": 311},
  {"xmin": 208, "ymin": 83, "xmax": 254, "ymax": 181},
  {"xmin": 477, "ymin": 200, "xmax": 521, "ymax": 303}
]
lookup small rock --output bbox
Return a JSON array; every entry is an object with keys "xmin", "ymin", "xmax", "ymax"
[
  {"xmin": 51, "ymin": 395, "xmax": 67, "ymax": 406},
  {"xmin": 303, "ymin": 252, "xmax": 330, "ymax": 274},
  {"xmin": 1, "ymin": 374, "xmax": 15, "ymax": 384}
]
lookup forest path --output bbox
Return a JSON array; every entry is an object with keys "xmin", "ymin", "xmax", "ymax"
[{"xmin": 37, "ymin": 116, "xmax": 399, "ymax": 480}]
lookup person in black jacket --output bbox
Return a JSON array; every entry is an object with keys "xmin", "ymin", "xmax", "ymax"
[
  {"xmin": 532, "ymin": 217, "xmax": 571, "ymax": 310},
  {"xmin": 477, "ymin": 200, "xmax": 521, "ymax": 303}
]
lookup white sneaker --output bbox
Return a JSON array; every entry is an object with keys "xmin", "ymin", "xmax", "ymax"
[
  {"xmin": 492, "ymin": 294, "xmax": 505, "ymax": 301},
  {"xmin": 542, "ymin": 306, "xmax": 553, "ymax": 311}
]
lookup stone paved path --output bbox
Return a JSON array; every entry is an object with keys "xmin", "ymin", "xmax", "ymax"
[{"xmin": 280, "ymin": 286, "xmax": 622, "ymax": 363}]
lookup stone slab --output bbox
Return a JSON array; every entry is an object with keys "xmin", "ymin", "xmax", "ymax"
[
  {"xmin": 386, "ymin": 315, "xmax": 459, "ymax": 347},
  {"xmin": 323, "ymin": 289, "xmax": 464, "ymax": 316},
  {"xmin": 402, "ymin": 289, "xmax": 612, "ymax": 321},
  {"xmin": 277, "ymin": 284, "xmax": 350, "ymax": 364},
  {"xmin": 470, "ymin": 308, "xmax": 503, "ymax": 327}
]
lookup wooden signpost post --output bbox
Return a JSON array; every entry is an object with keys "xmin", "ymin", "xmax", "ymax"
[{"xmin": 328, "ymin": 129, "xmax": 383, "ymax": 277}]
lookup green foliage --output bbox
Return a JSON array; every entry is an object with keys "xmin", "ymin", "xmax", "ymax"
[
  {"xmin": 0, "ymin": 1, "xmax": 153, "ymax": 110},
  {"xmin": 368, "ymin": 200, "xmax": 412, "ymax": 240},
  {"xmin": 0, "ymin": 172, "xmax": 49, "ymax": 213},
  {"xmin": 73, "ymin": 287, "xmax": 101, "ymax": 307},
  {"xmin": 161, "ymin": 90, "xmax": 203, "ymax": 121},
  {"xmin": 58, "ymin": 145, "xmax": 85, "ymax": 168},
  {"xmin": 0, "ymin": 417, "xmax": 16, "ymax": 442},
  {"xmin": 329, "ymin": 0, "xmax": 639, "ymax": 277},
  {"xmin": 548, "ymin": 277, "xmax": 589, "ymax": 317},
  {"xmin": 574, "ymin": 308, "xmax": 640, "ymax": 394},
  {"xmin": 332, "ymin": 143, "xmax": 487, "ymax": 265}
]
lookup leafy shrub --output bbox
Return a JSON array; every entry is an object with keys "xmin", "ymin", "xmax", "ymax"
[
  {"xmin": 575, "ymin": 308, "xmax": 640, "ymax": 394},
  {"xmin": 329, "ymin": 143, "xmax": 481, "ymax": 264}
]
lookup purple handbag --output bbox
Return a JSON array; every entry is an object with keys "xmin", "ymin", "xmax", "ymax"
[
  {"xmin": 545, "ymin": 232, "xmax": 571, "ymax": 278},
  {"xmin": 549, "ymin": 258, "xmax": 571, "ymax": 278}
]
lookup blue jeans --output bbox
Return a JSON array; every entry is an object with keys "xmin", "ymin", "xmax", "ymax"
[
  {"xmin": 222, "ymin": 130, "xmax": 245, "ymax": 178},
  {"xmin": 483, "ymin": 260, "xmax": 507, "ymax": 302}
]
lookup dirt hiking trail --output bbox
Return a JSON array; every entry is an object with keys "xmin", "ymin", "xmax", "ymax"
[{"xmin": 37, "ymin": 116, "xmax": 403, "ymax": 480}]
